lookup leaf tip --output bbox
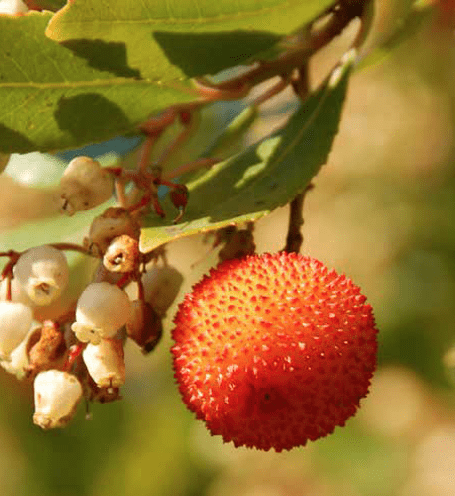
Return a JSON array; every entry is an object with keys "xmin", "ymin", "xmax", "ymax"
[
  {"xmin": 328, "ymin": 48, "xmax": 357, "ymax": 88},
  {"xmin": 44, "ymin": 0, "xmax": 70, "ymax": 39}
]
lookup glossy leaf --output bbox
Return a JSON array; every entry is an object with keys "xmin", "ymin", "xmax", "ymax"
[
  {"xmin": 139, "ymin": 51, "xmax": 355, "ymax": 253},
  {"xmin": 357, "ymin": 5, "xmax": 433, "ymax": 71},
  {"xmin": 47, "ymin": 0, "xmax": 335, "ymax": 80},
  {"xmin": 0, "ymin": 12, "xmax": 195, "ymax": 154}
]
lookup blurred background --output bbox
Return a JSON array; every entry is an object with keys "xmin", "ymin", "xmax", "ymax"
[{"xmin": 1, "ymin": 2, "xmax": 455, "ymax": 495}]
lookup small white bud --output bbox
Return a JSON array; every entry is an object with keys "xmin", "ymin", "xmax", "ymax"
[
  {"xmin": 13, "ymin": 245, "xmax": 69, "ymax": 306},
  {"xmin": 0, "ymin": 301, "xmax": 33, "ymax": 359},
  {"xmin": 83, "ymin": 338, "xmax": 125, "ymax": 388},
  {"xmin": 142, "ymin": 265, "xmax": 183, "ymax": 316},
  {"xmin": 33, "ymin": 370, "xmax": 83, "ymax": 429},
  {"xmin": 60, "ymin": 156, "xmax": 114, "ymax": 215},
  {"xmin": 72, "ymin": 282, "xmax": 131, "ymax": 344}
]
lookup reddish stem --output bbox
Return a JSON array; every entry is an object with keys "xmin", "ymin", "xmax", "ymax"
[
  {"xmin": 251, "ymin": 76, "xmax": 291, "ymax": 106},
  {"xmin": 64, "ymin": 342, "xmax": 87, "ymax": 372},
  {"xmin": 164, "ymin": 157, "xmax": 219, "ymax": 181},
  {"xmin": 137, "ymin": 277, "xmax": 145, "ymax": 301},
  {"xmin": 5, "ymin": 275, "xmax": 12, "ymax": 302},
  {"xmin": 138, "ymin": 133, "xmax": 162, "ymax": 174}
]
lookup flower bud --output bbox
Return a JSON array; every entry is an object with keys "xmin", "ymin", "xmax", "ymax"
[
  {"xmin": 60, "ymin": 156, "xmax": 114, "ymax": 215},
  {"xmin": 13, "ymin": 245, "xmax": 69, "ymax": 306},
  {"xmin": 33, "ymin": 370, "xmax": 83, "ymax": 429},
  {"xmin": 103, "ymin": 235, "xmax": 140, "ymax": 273},
  {"xmin": 84, "ymin": 207, "xmax": 141, "ymax": 257},
  {"xmin": 82, "ymin": 338, "xmax": 125, "ymax": 388},
  {"xmin": 0, "ymin": 301, "xmax": 33, "ymax": 358},
  {"xmin": 126, "ymin": 300, "xmax": 162, "ymax": 353},
  {"xmin": 72, "ymin": 282, "xmax": 131, "ymax": 344},
  {"xmin": 142, "ymin": 265, "xmax": 183, "ymax": 317}
]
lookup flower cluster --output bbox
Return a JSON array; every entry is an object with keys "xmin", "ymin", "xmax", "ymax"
[{"xmin": 0, "ymin": 156, "xmax": 183, "ymax": 429}]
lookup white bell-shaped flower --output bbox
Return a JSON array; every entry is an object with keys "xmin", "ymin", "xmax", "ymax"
[
  {"xmin": 0, "ymin": 301, "xmax": 33, "ymax": 358},
  {"xmin": 33, "ymin": 370, "xmax": 83, "ymax": 429},
  {"xmin": 72, "ymin": 282, "xmax": 131, "ymax": 344},
  {"xmin": 60, "ymin": 156, "xmax": 114, "ymax": 215},
  {"xmin": 13, "ymin": 245, "xmax": 69, "ymax": 306},
  {"xmin": 0, "ymin": 328, "xmax": 31, "ymax": 379},
  {"xmin": 83, "ymin": 338, "xmax": 125, "ymax": 388}
]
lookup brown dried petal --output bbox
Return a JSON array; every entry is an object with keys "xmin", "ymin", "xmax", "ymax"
[{"xmin": 27, "ymin": 321, "xmax": 67, "ymax": 378}]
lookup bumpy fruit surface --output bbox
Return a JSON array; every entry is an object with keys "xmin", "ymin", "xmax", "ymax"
[{"xmin": 172, "ymin": 252, "xmax": 378, "ymax": 452}]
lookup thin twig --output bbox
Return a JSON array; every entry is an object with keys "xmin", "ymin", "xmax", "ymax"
[
  {"xmin": 283, "ymin": 184, "xmax": 314, "ymax": 253},
  {"xmin": 196, "ymin": 1, "xmax": 365, "ymax": 94},
  {"xmin": 164, "ymin": 157, "xmax": 219, "ymax": 181},
  {"xmin": 114, "ymin": 178, "xmax": 128, "ymax": 208},
  {"xmin": 251, "ymin": 76, "xmax": 292, "ymax": 106},
  {"xmin": 138, "ymin": 133, "xmax": 162, "ymax": 173}
]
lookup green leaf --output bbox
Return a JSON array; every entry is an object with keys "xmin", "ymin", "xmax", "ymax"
[
  {"xmin": 0, "ymin": 12, "xmax": 195, "ymax": 154},
  {"xmin": 140, "ymin": 51, "xmax": 355, "ymax": 252},
  {"xmin": 47, "ymin": 0, "xmax": 335, "ymax": 80},
  {"xmin": 204, "ymin": 105, "xmax": 260, "ymax": 159},
  {"xmin": 357, "ymin": 5, "xmax": 433, "ymax": 71}
]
